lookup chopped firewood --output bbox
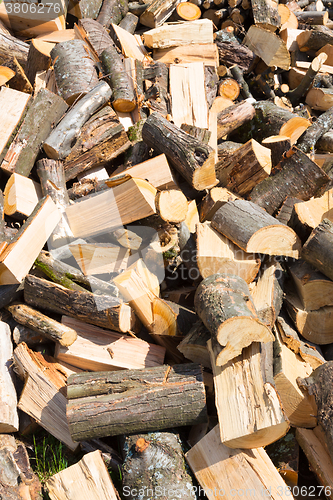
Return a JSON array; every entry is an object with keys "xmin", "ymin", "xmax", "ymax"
[
  {"xmin": 279, "ymin": 116, "xmax": 312, "ymax": 144},
  {"xmin": 195, "ymin": 274, "xmax": 273, "ymax": 365},
  {"xmin": 288, "ymin": 259, "xmax": 333, "ymax": 311},
  {"xmin": 196, "ymin": 221, "xmax": 260, "ymax": 283},
  {"xmin": 3, "ymin": 173, "xmax": 41, "ymax": 218},
  {"xmin": 279, "ymin": 5, "xmax": 298, "ymax": 31},
  {"xmin": 66, "ymin": 363, "xmax": 207, "ymax": 440},
  {"xmin": 153, "ymin": 43, "xmax": 218, "ymax": 66},
  {"xmin": 109, "ymin": 23, "xmax": 149, "ymax": 61},
  {"xmin": 215, "ymin": 29, "xmax": 257, "ymax": 73},
  {"xmin": 262, "ymin": 135, "xmax": 292, "ymax": 166},
  {"xmin": 0, "ymin": 321, "xmax": 18, "ymax": 433},
  {"xmin": 0, "ymin": 19, "xmax": 29, "ymax": 68},
  {"xmin": 186, "ymin": 425, "xmax": 293, "ymax": 500},
  {"xmin": 244, "ymin": 25, "xmax": 291, "ymax": 70},
  {"xmin": 69, "ymin": 242, "xmax": 129, "ymax": 275},
  {"xmin": 7, "ymin": 303, "xmax": 77, "ymax": 346},
  {"xmin": 199, "ymin": 186, "xmax": 239, "ymax": 222},
  {"xmin": 46, "ymin": 450, "xmax": 119, "ymax": 500},
  {"xmin": 177, "ymin": 321, "xmax": 211, "ymax": 368},
  {"xmin": 97, "ymin": 0, "xmax": 129, "ymax": 27},
  {"xmin": 218, "ymin": 77, "xmax": 240, "ymax": 100},
  {"xmin": 208, "ymin": 340, "xmax": 289, "ymax": 448},
  {"xmin": 156, "ymin": 189, "xmax": 188, "ymax": 223},
  {"xmin": 139, "ymin": 0, "xmax": 180, "ymax": 28},
  {"xmin": 24, "ymin": 274, "xmax": 134, "ymax": 333},
  {"xmin": 0, "ymin": 65, "xmax": 14, "ymax": 85},
  {"xmin": 119, "ymin": 12, "xmax": 139, "ymax": 32},
  {"xmin": 55, "ymin": 316, "xmax": 165, "ymax": 370},
  {"xmin": 217, "ymin": 100, "xmax": 256, "ymax": 139},
  {"xmin": 0, "ymin": 87, "xmax": 30, "ymax": 159},
  {"xmin": 142, "ymin": 19, "xmax": 214, "ymax": 48},
  {"xmin": 302, "ymin": 219, "xmax": 333, "ymax": 281},
  {"xmin": 0, "ymin": 197, "xmax": 61, "ymax": 285},
  {"xmin": 13, "ymin": 342, "xmax": 79, "ymax": 451},
  {"xmin": 69, "ymin": 0, "xmax": 103, "ymax": 19},
  {"xmin": 211, "ymin": 199, "xmax": 301, "ymax": 257},
  {"xmin": 24, "ymin": 39, "xmax": 53, "ymax": 86}
]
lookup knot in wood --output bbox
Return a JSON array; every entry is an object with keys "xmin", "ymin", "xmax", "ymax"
[{"xmin": 135, "ymin": 438, "xmax": 149, "ymax": 453}]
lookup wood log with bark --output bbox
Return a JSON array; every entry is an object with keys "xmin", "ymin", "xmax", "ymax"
[
  {"xmin": 301, "ymin": 219, "xmax": 333, "ymax": 281},
  {"xmin": 288, "ymin": 259, "xmax": 333, "ymax": 310},
  {"xmin": 0, "ymin": 321, "xmax": 18, "ymax": 433}
]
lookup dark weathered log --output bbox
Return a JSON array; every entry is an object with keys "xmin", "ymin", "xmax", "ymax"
[
  {"xmin": 295, "ymin": 10, "xmax": 328, "ymax": 24},
  {"xmin": 101, "ymin": 46, "xmax": 136, "ymax": 112},
  {"xmin": 140, "ymin": 0, "xmax": 180, "ymax": 27},
  {"xmin": 12, "ymin": 323, "xmax": 45, "ymax": 346},
  {"xmin": 251, "ymin": 0, "xmax": 280, "ymax": 30},
  {"xmin": 78, "ymin": 18, "xmax": 113, "ymax": 56},
  {"xmin": 43, "ymin": 81, "xmax": 112, "ymax": 160},
  {"xmin": 142, "ymin": 112, "xmax": 217, "ymax": 191},
  {"xmin": 66, "ymin": 363, "xmax": 207, "ymax": 440},
  {"xmin": 217, "ymin": 100, "xmax": 256, "ymax": 140},
  {"xmin": 51, "ymin": 40, "xmax": 99, "ymax": 105},
  {"xmin": 261, "ymin": 135, "xmax": 292, "ymax": 167},
  {"xmin": 1, "ymin": 89, "xmax": 68, "ymax": 177},
  {"xmin": 229, "ymin": 64, "xmax": 253, "ymax": 99},
  {"xmin": 211, "ymin": 199, "xmax": 301, "ymax": 257},
  {"xmin": 316, "ymin": 130, "xmax": 333, "ymax": 152},
  {"xmin": 177, "ymin": 320, "xmax": 211, "ymax": 368},
  {"xmin": 97, "ymin": 0, "xmax": 128, "ymax": 27},
  {"xmin": 24, "ymin": 274, "xmax": 134, "ymax": 333},
  {"xmin": 63, "ymin": 106, "xmax": 131, "ymax": 181},
  {"xmin": 301, "ymin": 219, "xmax": 333, "ymax": 281},
  {"xmin": 287, "ymin": 52, "xmax": 327, "ymax": 106},
  {"xmin": 250, "ymin": 147, "xmax": 330, "ymax": 215},
  {"xmin": 7, "ymin": 303, "xmax": 77, "ymax": 346},
  {"xmin": 122, "ymin": 431, "xmax": 195, "ymax": 500},
  {"xmin": 0, "ymin": 282, "xmax": 23, "ymax": 309},
  {"xmin": 298, "ymin": 106, "xmax": 333, "ymax": 153},
  {"xmin": 0, "ymin": 20, "xmax": 29, "ymax": 68},
  {"xmin": 119, "ymin": 12, "xmax": 139, "ymax": 32},
  {"xmin": 194, "ymin": 273, "xmax": 273, "ymax": 365},
  {"xmin": 297, "ymin": 26, "xmax": 333, "ymax": 51},
  {"xmin": 215, "ymin": 31, "xmax": 257, "ymax": 72},
  {"xmin": 276, "ymin": 196, "xmax": 303, "ymax": 225}
]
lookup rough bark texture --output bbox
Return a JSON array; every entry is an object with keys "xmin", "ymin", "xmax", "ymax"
[
  {"xmin": 25, "ymin": 40, "xmax": 51, "ymax": 86},
  {"xmin": 0, "ymin": 20, "xmax": 29, "ymax": 68},
  {"xmin": 142, "ymin": 112, "xmax": 217, "ymax": 191},
  {"xmin": 78, "ymin": 18, "xmax": 113, "ymax": 56},
  {"xmin": 298, "ymin": 106, "xmax": 333, "ymax": 154},
  {"xmin": 97, "ymin": 0, "xmax": 128, "ymax": 27},
  {"xmin": 215, "ymin": 32, "xmax": 257, "ymax": 72},
  {"xmin": 297, "ymin": 26, "xmax": 333, "ymax": 51},
  {"xmin": 262, "ymin": 136, "xmax": 292, "ymax": 167},
  {"xmin": 24, "ymin": 274, "xmax": 132, "ymax": 332},
  {"xmin": 250, "ymin": 147, "xmax": 330, "ymax": 215},
  {"xmin": 51, "ymin": 40, "xmax": 99, "ymax": 105},
  {"xmin": 301, "ymin": 219, "xmax": 333, "ymax": 281},
  {"xmin": 122, "ymin": 432, "xmax": 195, "ymax": 500},
  {"xmin": 66, "ymin": 363, "xmax": 207, "ymax": 440},
  {"xmin": 217, "ymin": 100, "xmax": 256, "ymax": 139},
  {"xmin": 140, "ymin": 0, "xmax": 180, "ymax": 28},
  {"xmin": 119, "ymin": 12, "xmax": 139, "ymax": 32}
]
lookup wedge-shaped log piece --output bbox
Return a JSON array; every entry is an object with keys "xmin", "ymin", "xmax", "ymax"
[
  {"xmin": 140, "ymin": 0, "xmax": 180, "ymax": 27},
  {"xmin": 177, "ymin": 321, "xmax": 211, "ymax": 369},
  {"xmin": 43, "ymin": 81, "xmax": 112, "ymax": 160},
  {"xmin": 109, "ymin": 22, "xmax": 149, "ymax": 61},
  {"xmin": 306, "ymin": 87, "xmax": 333, "ymax": 111},
  {"xmin": 142, "ymin": 112, "xmax": 217, "ymax": 191},
  {"xmin": 69, "ymin": 243, "xmax": 129, "ymax": 275},
  {"xmin": 13, "ymin": 343, "xmax": 79, "ymax": 451},
  {"xmin": 208, "ymin": 339, "xmax": 289, "ymax": 448},
  {"xmin": 186, "ymin": 425, "xmax": 294, "ymax": 500},
  {"xmin": 244, "ymin": 25, "xmax": 291, "ymax": 70},
  {"xmin": 286, "ymin": 290, "xmax": 333, "ymax": 345},
  {"xmin": 262, "ymin": 135, "xmax": 292, "ymax": 167},
  {"xmin": 199, "ymin": 186, "xmax": 239, "ymax": 222},
  {"xmin": 297, "ymin": 27, "xmax": 333, "ymax": 52},
  {"xmin": 0, "ymin": 197, "xmax": 61, "ymax": 285},
  {"xmin": 153, "ymin": 43, "xmax": 218, "ymax": 66},
  {"xmin": 46, "ymin": 450, "xmax": 118, "ymax": 500},
  {"xmin": 302, "ymin": 219, "xmax": 333, "ymax": 281},
  {"xmin": 0, "ymin": 87, "xmax": 30, "ymax": 158},
  {"xmin": 7, "ymin": 303, "xmax": 77, "ymax": 346},
  {"xmin": 196, "ymin": 222, "xmax": 260, "ymax": 283},
  {"xmin": 4, "ymin": 173, "xmax": 41, "ymax": 218},
  {"xmin": 211, "ymin": 199, "xmax": 301, "ymax": 258},
  {"xmin": 215, "ymin": 139, "xmax": 271, "ymax": 196},
  {"xmin": 24, "ymin": 274, "xmax": 134, "ymax": 333},
  {"xmin": 279, "ymin": 116, "xmax": 311, "ymax": 145},
  {"xmin": 0, "ymin": 321, "xmax": 18, "ymax": 433},
  {"xmin": 195, "ymin": 274, "xmax": 273, "ymax": 365},
  {"xmin": 291, "ymin": 188, "xmax": 333, "ymax": 240},
  {"xmin": 142, "ymin": 19, "xmax": 213, "ymax": 48},
  {"xmin": 273, "ymin": 323, "xmax": 316, "ymax": 428},
  {"xmin": 25, "ymin": 38, "xmax": 53, "ymax": 86},
  {"xmin": 217, "ymin": 100, "xmax": 255, "ymax": 140},
  {"xmin": 55, "ymin": 316, "xmax": 165, "ymax": 370},
  {"xmin": 65, "ymin": 177, "xmax": 156, "ymax": 239},
  {"xmin": 66, "ymin": 363, "xmax": 207, "ymax": 440},
  {"xmin": 288, "ymin": 259, "xmax": 333, "ymax": 311}
]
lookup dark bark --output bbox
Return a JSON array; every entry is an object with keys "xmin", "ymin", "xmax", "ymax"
[
  {"xmin": 262, "ymin": 136, "xmax": 292, "ymax": 167},
  {"xmin": 97, "ymin": 0, "xmax": 128, "ymax": 27},
  {"xmin": 301, "ymin": 219, "xmax": 333, "ymax": 281},
  {"xmin": 0, "ymin": 20, "xmax": 29, "ymax": 68},
  {"xmin": 297, "ymin": 26, "xmax": 333, "ymax": 51},
  {"xmin": 215, "ymin": 37, "xmax": 257, "ymax": 73},
  {"xmin": 78, "ymin": 18, "xmax": 113, "ymax": 56},
  {"xmin": 66, "ymin": 363, "xmax": 207, "ymax": 440},
  {"xmin": 217, "ymin": 100, "xmax": 256, "ymax": 140},
  {"xmin": 298, "ymin": 106, "xmax": 333, "ymax": 153},
  {"xmin": 180, "ymin": 124, "xmax": 211, "ymax": 144},
  {"xmin": 177, "ymin": 321, "xmax": 211, "ymax": 368},
  {"xmin": 230, "ymin": 64, "xmax": 253, "ymax": 99},
  {"xmin": 140, "ymin": 0, "xmax": 180, "ymax": 28}
]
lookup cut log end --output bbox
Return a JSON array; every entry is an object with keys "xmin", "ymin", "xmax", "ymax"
[
  {"xmin": 156, "ymin": 189, "xmax": 188, "ymax": 223},
  {"xmin": 247, "ymin": 225, "xmax": 301, "ymax": 258},
  {"xmin": 192, "ymin": 151, "xmax": 218, "ymax": 191},
  {"xmin": 224, "ymin": 420, "xmax": 290, "ymax": 449},
  {"xmin": 176, "ymin": 2, "xmax": 201, "ymax": 20},
  {"xmin": 112, "ymin": 98, "xmax": 137, "ymax": 113}
]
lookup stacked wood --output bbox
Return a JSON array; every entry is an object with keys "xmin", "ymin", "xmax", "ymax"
[{"xmin": 0, "ymin": 321, "xmax": 18, "ymax": 433}]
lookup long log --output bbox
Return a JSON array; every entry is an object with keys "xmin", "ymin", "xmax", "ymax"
[
  {"xmin": 97, "ymin": 0, "xmax": 128, "ymax": 27},
  {"xmin": 78, "ymin": 18, "xmax": 113, "ymax": 56},
  {"xmin": 66, "ymin": 363, "xmax": 207, "ymax": 440},
  {"xmin": 0, "ymin": 321, "xmax": 18, "ymax": 433},
  {"xmin": 43, "ymin": 81, "xmax": 112, "ymax": 160},
  {"xmin": 302, "ymin": 219, "xmax": 333, "ymax": 281},
  {"xmin": 0, "ymin": 20, "xmax": 29, "ymax": 68},
  {"xmin": 142, "ymin": 112, "xmax": 217, "ymax": 191},
  {"xmin": 216, "ymin": 100, "xmax": 256, "ymax": 140},
  {"xmin": 194, "ymin": 273, "xmax": 273, "ymax": 365},
  {"xmin": 24, "ymin": 274, "xmax": 134, "ymax": 333},
  {"xmin": 298, "ymin": 105, "xmax": 333, "ymax": 153}
]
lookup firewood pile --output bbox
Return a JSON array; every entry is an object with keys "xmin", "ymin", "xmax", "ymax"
[{"xmin": 3, "ymin": 0, "xmax": 333, "ymax": 498}]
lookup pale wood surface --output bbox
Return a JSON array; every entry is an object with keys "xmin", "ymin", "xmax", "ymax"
[
  {"xmin": 0, "ymin": 88, "xmax": 30, "ymax": 157},
  {"xmin": 244, "ymin": 25, "xmax": 291, "ymax": 70},
  {"xmin": 154, "ymin": 43, "xmax": 218, "ymax": 65},
  {"xmin": 110, "ymin": 23, "xmax": 149, "ymax": 61},
  {"xmin": 142, "ymin": 19, "xmax": 214, "ymax": 48},
  {"xmin": 4, "ymin": 173, "xmax": 41, "ymax": 218},
  {"xmin": 69, "ymin": 243, "xmax": 130, "ymax": 275},
  {"xmin": 0, "ymin": 321, "xmax": 18, "ymax": 433}
]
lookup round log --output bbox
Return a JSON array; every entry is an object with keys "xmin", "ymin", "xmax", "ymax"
[
  {"xmin": 118, "ymin": 12, "xmax": 139, "ymax": 32},
  {"xmin": 97, "ymin": 0, "xmax": 128, "ymax": 27},
  {"xmin": 302, "ymin": 218, "xmax": 333, "ymax": 281},
  {"xmin": 156, "ymin": 190, "xmax": 188, "ymax": 223}
]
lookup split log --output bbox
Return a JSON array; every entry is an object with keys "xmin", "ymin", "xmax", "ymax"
[
  {"xmin": 199, "ymin": 186, "xmax": 239, "ymax": 222},
  {"xmin": 24, "ymin": 274, "xmax": 134, "ymax": 333},
  {"xmin": 288, "ymin": 52, "xmax": 328, "ymax": 106},
  {"xmin": 0, "ymin": 19, "xmax": 29, "ymax": 68},
  {"xmin": 97, "ymin": 0, "xmax": 128, "ymax": 27},
  {"xmin": 108, "ymin": 23, "xmax": 149, "ymax": 61},
  {"xmin": 119, "ymin": 12, "xmax": 139, "ymax": 32},
  {"xmin": 7, "ymin": 303, "xmax": 77, "ymax": 346},
  {"xmin": 0, "ymin": 87, "xmax": 30, "ymax": 159},
  {"xmin": 142, "ymin": 19, "xmax": 213, "ymax": 48},
  {"xmin": 298, "ymin": 361, "xmax": 333, "ymax": 464},
  {"xmin": 279, "ymin": 116, "xmax": 311, "ymax": 145},
  {"xmin": 46, "ymin": 450, "xmax": 118, "ymax": 500},
  {"xmin": 262, "ymin": 135, "xmax": 292, "ymax": 167},
  {"xmin": 142, "ymin": 112, "xmax": 217, "ymax": 191},
  {"xmin": 0, "ymin": 321, "xmax": 18, "ymax": 433},
  {"xmin": 273, "ymin": 322, "xmax": 316, "ymax": 427},
  {"xmin": 51, "ymin": 40, "xmax": 99, "ymax": 105},
  {"xmin": 63, "ymin": 106, "xmax": 131, "ymax": 181},
  {"xmin": 186, "ymin": 425, "xmax": 294, "ymax": 500},
  {"xmin": 295, "ymin": 10, "xmax": 328, "ymax": 24},
  {"xmin": 216, "ymin": 100, "xmax": 256, "ymax": 139},
  {"xmin": 244, "ymin": 25, "xmax": 291, "ymax": 70},
  {"xmin": 196, "ymin": 221, "xmax": 260, "ymax": 283},
  {"xmin": 69, "ymin": 242, "xmax": 129, "ymax": 275},
  {"xmin": 288, "ymin": 259, "xmax": 333, "ymax": 310},
  {"xmin": 43, "ymin": 81, "xmax": 112, "ymax": 160},
  {"xmin": 177, "ymin": 321, "xmax": 211, "ymax": 368},
  {"xmin": 66, "ymin": 363, "xmax": 207, "ymax": 440},
  {"xmin": 55, "ymin": 316, "xmax": 165, "ymax": 370},
  {"xmin": 65, "ymin": 177, "xmax": 156, "ymax": 238},
  {"xmin": 215, "ymin": 139, "xmax": 271, "ymax": 196},
  {"xmin": 298, "ymin": 105, "xmax": 333, "ymax": 153},
  {"xmin": 24, "ymin": 38, "xmax": 53, "ymax": 86},
  {"xmin": 211, "ymin": 199, "xmax": 301, "ymax": 257},
  {"xmin": 77, "ymin": 19, "xmax": 113, "ymax": 56},
  {"xmin": 3, "ymin": 173, "xmax": 41, "ymax": 218},
  {"xmin": 208, "ymin": 339, "xmax": 289, "ymax": 447},
  {"xmin": 180, "ymin": 124, "xmax": 211, "ymax": 144},
  {"xmin": 215, "ymin": 29, "xmax": 257, "ymax": 73},
  {"xmin": 0, "ymin": 197, "xmax": 61, "ymax": 285},
  {"xmin": 286, "ymin": 290, "xmax": 333, "ymax": 344},
  {"xmin": 302, "ymin": 219, "xmax": 333, "ymax": 281},
  {"xmin": 122, "ymin": 431, "xmax": 195, "ymax": 500},
  {"xmin": 13, "ymin": 342, "xmax": 79, "ymax": 451},
  {"xmin": 100, "ymin": 45, "xmax": 136, "ymax": 112},
  {"xmin": 194, "ymin": 274, "xmax": 273, "ymax": 365},
  {"xmin": 140, "ymin": 0, "xmax": 182, "ymax": 28},
  {"xmin": 251, "ymin": 0, "xmax": 281, "ymax": 31},
  {"xmin": 250, "ymin": 147, "xmax": 330, "ymax": 215},
  {"xmin": 153, "ymin": 43, "xmax": 218, "ymax": 66}
]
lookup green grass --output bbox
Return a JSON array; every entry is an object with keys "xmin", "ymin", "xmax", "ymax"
[{"xmin": 32, "ymin": 433, "xmax": 69, "ymax": 484}]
